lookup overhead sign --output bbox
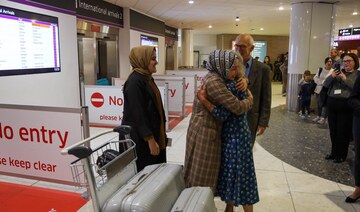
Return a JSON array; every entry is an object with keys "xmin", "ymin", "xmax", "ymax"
[
  {"xmin": 76, "ymin": 0, "xmax": 123, "ymax": 27},
  {"xmin": 338, "ymin": 28, "xmax": 352, "ymax": 36},
  {"xmin": 9, "ymin": 0, "xmax": 76, "ymax": 14},
  {"xmin": 353, "ymin": 27, "xmax": 360, "ymax": 35}
]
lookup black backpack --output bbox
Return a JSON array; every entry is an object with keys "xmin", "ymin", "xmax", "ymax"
[{"xmin": 96, "ymin": 149, "xmax": 120, "ymax": 169}]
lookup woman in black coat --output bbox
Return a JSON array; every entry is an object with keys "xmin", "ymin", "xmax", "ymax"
[
  {"xmin": 346, "ymin": 54, "xmax": 360, "ymax": 203},
  {"xmin": 122, "ymin": 46, "xmax": 167, "ymax": 172}
]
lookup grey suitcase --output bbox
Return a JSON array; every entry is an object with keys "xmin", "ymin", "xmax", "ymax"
[
  {"xmin": 102, "ymin": 163, "xmax": 185, "ymax": 212},
  {"xmin": 171, "ymin": 187, "xmax": 217, "ymax": 212}
]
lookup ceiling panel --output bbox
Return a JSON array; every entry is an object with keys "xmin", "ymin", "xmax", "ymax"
[{"xmin": 104, "ymin": 0, "xmax": 360, "ymax": 35}]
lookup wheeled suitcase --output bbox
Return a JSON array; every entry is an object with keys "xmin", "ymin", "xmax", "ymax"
[
  {"xmin": 102, "ymin": 163, "xmax": 185, "ymax": 212},
  {"xmin": 170, "ymin": 187, "xmax": 217, "ymax": 212}
]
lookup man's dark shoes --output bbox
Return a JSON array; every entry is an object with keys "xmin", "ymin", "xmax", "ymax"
[
  {"xmin": 345, "ymin": 195, "xmax": 360, "ymax": 203},
  {"xmin": 325, "ymin": 154, "xmax": 335, "ymax": 160}
]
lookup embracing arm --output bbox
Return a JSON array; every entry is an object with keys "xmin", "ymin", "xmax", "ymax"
[{"xmin": 205, "ymin": 74, "xmax": 253, "ymax": 116}]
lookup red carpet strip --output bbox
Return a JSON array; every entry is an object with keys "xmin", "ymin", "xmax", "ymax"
[
  {"xmin": 0, "ymin": 182, "xmax": 88, "ymax": 212},
  {"xmin": 168, "ymin": 105, "xmax": 192, "ymax": 130}
]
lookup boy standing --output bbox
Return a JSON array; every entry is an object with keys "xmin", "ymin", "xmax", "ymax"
[{"xmin": 298, "ymin": 70, "xmax": 312, "ymax": 119}]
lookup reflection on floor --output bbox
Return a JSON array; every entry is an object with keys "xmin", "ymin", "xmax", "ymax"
[{"xmin": 1, "ymin": 82, "xmax": 360, "ymax": 212}]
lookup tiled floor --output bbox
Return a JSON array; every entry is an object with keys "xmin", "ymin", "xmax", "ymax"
[{"xmin": 1, "ymin": 82, "xmax": 360, "ymax": 211}]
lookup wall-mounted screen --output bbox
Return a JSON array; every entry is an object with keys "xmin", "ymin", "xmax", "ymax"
[
  {"xmin": 232, "ymin": 40, "xmax": 267, "ymax": 62},
  {"xmin": 0, "ymin": 6, "xmax": 61, "ymax": 77},
  {"xmin": 140, "ymin": 34, "xmax": 159, "ymax": 60},
  {"xmin": 251, "ymin": 41, "xmax": 267, "ymax": 62}
]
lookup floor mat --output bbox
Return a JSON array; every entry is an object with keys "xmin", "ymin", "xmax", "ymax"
[
  {"xmin": 168, "ymin": 105, "xmax": 192, "ymax": 131},
  {"xmin": 0, "ymin": 182, "xmax": 88, "ymax": 212}
]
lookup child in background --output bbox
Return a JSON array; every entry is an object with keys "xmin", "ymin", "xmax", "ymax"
[{"xmin": 298, "ymin": 70, "xmax": 312, "ymax": 119}]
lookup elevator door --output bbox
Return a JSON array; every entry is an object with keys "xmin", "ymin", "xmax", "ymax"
[{"xmin": 77, "ymin": 37, "xmax": 118, "ymax": 85}]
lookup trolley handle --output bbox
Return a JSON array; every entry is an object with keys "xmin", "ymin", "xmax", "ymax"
[
  {"xmin": 68, "ymin": 146, "xmax": 92, "ymax": 159},
  {"xmin": 61, "ymin": 125, "xmax": 132, "ymax": 155},
  {"xmin": 113, "ymin": 125, "xmax": 132, "ymax": 139}
]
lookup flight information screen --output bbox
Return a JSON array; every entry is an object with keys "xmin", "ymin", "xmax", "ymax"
[{"xmin": 0, "ymin": 6, "xmax": 60, "ymax": 76}]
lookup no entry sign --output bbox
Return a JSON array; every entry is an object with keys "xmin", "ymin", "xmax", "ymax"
[{"xmin": 90, "ymin": 92, "xmax": 104, "ymax": 108}]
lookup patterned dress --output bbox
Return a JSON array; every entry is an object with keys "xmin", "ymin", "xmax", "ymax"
[{"xmin": 214, "ymin": 80, "xmax": 259, "ymax": 206}]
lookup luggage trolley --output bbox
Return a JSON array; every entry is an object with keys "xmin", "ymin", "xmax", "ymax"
[{"xmin": 61, "ymin": 125, "xmax": 137, "ymax": 212}]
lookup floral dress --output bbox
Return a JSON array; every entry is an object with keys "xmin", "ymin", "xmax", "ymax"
[{"xmin": 213, "ymin": 80, "xmax": 259, "ymax": 206}]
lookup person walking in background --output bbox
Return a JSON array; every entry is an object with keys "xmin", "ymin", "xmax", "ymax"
[
  {"xmin": 330, "ymin": 48, "xmax": 341, "ymax": 69},
  {"xmin": 298, "ymin": 70, "xmax": 312, "ymax": 119},
  {"xmin": 122, "ymin": 46, "xmax": 167, "ymax": 172},
  {"xmin": 280, "ymin": 53, "xmax": 288, "ymax": 96},
  {"xmin": 184, "ymin": 50, "xmax": 253, "ymax": 192},
  {"xmin": 323, "ymin": 53, "xmax": 358, "ymax": 163},
  {"xmin": 234, "ymin": 33, "xmax": 272, "ymax": 146},
  {"xmin": 312, "ymin": 57, "xmax": 332, "ymax": 124},
  {"xmin": 346, "ymin": 55, "xmax": 360, "ymax": 203},
  {"xmin": 264, "ymin": 55, "xmax": 273, "ymax": 72},
  {"xmin": 273, "ymin": 55, "xmax": 283, "ymax": 81},
  {"xmin": 197, "ymin": 71, "xmax": 258, "ymax": 212}
]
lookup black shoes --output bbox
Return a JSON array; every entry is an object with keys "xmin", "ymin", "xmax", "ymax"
[
  {"xmin": 333, "ymin": 158, "xmax": 345, "ymax": 163},
  {"xmin": 325, "ymin": 154, "xmax": 345, "ymax": 163},
  {"xmin": 345, "ymin": 195, "xmax": 360, "ymax": 203},
  {"xmin": 325, "ymin": 154, "xmax": 335, "ymax": 160}
]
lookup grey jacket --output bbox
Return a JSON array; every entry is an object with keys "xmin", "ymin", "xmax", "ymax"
[{"xmin": 323, "ymin": 70, "xmax": 357, "ymax": 99}]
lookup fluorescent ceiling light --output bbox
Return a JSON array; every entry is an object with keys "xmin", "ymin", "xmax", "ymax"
[
  {"xmin": 208, "ymin": 25, "xmax": 212, "ymax": 28},
  {"xmin": 279, "ymin": 6, "xmax": 284, "ymax": 11},
  {"xmin": 188, "ymin": 0, "xmax": 194, "ymax": 4},
  {"xmin": 353, "ymin": 11, "xmax": 358, "ymax": 15}
]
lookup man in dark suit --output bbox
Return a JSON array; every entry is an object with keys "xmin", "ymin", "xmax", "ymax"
[{"xmin": 234, "ymin": 34, "xmax": 272, "ymax": 146}]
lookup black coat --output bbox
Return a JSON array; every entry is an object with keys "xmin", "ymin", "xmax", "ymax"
[{"xmin": 122, "ymin": 72, "xmax": 166, "ymax": 171}]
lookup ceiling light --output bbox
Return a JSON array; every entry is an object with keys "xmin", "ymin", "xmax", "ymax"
[
  {"xmin": 260, "ymin": 28, "xmax": 264, "ymax": 31},
  {"xmin": 188, "ymin": 0, "xmax": 194, "ymax": 4},
  {"xmin": 353, "ymin": 11, "xmax": 358, "ymax": 15},
  {"xmin": 208, "ymin": 25, "xmax": 212, "ymax": 29},
  {"xmin": 349, "ymin": 24, "xmax": 353, "ymax": 27},
  {"xmin": 235, "ymin": 16, "xmax": 240, "ymax": 22},
  {"xmin": 279, "ymin": 6, "xmax": 284, "ymax": 11}
]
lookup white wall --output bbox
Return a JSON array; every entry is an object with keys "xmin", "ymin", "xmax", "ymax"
[
  {"xmin": 0, "ymin": 1, "xmax": 80, "ymax": 108},
  {"xmin": 179, "ymin": 34, "xmax": 217, "ymax": 67}
]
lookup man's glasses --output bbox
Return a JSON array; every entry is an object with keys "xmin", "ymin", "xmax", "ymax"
[{"xmin": 234, "ymin": 44, "xmax": 248, "ymax": 49}]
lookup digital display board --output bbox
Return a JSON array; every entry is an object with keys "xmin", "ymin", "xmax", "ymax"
[
  {"xmin": 0, "ymin": 6, "xmax": 61, "ymax": 76},
  {"xmin": 140, "ymin": 34, "xmax": 159, "ymax": 60},
  {"xmin": 251, "ymin": 41, "xmax": 267, "ymax": 62}
]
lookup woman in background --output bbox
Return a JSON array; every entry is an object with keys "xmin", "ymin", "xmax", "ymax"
[
  {"xmin": 323, "ymin": 53, "xmax": 358, "ymax": 163},
  {"xmin": 122, "ymin": 46, "xmax": 167, "ymax": 172},
  {"xmin": 345, "ymin": 54, "xmax": 360, "ymax": 203},
  {"xmin": 264, "ymin": 55, "xmax": 273, "ymax": 72},
  {"xmin": 312, "ymin": 57, "xmax": 332, "ymax": 124}
]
